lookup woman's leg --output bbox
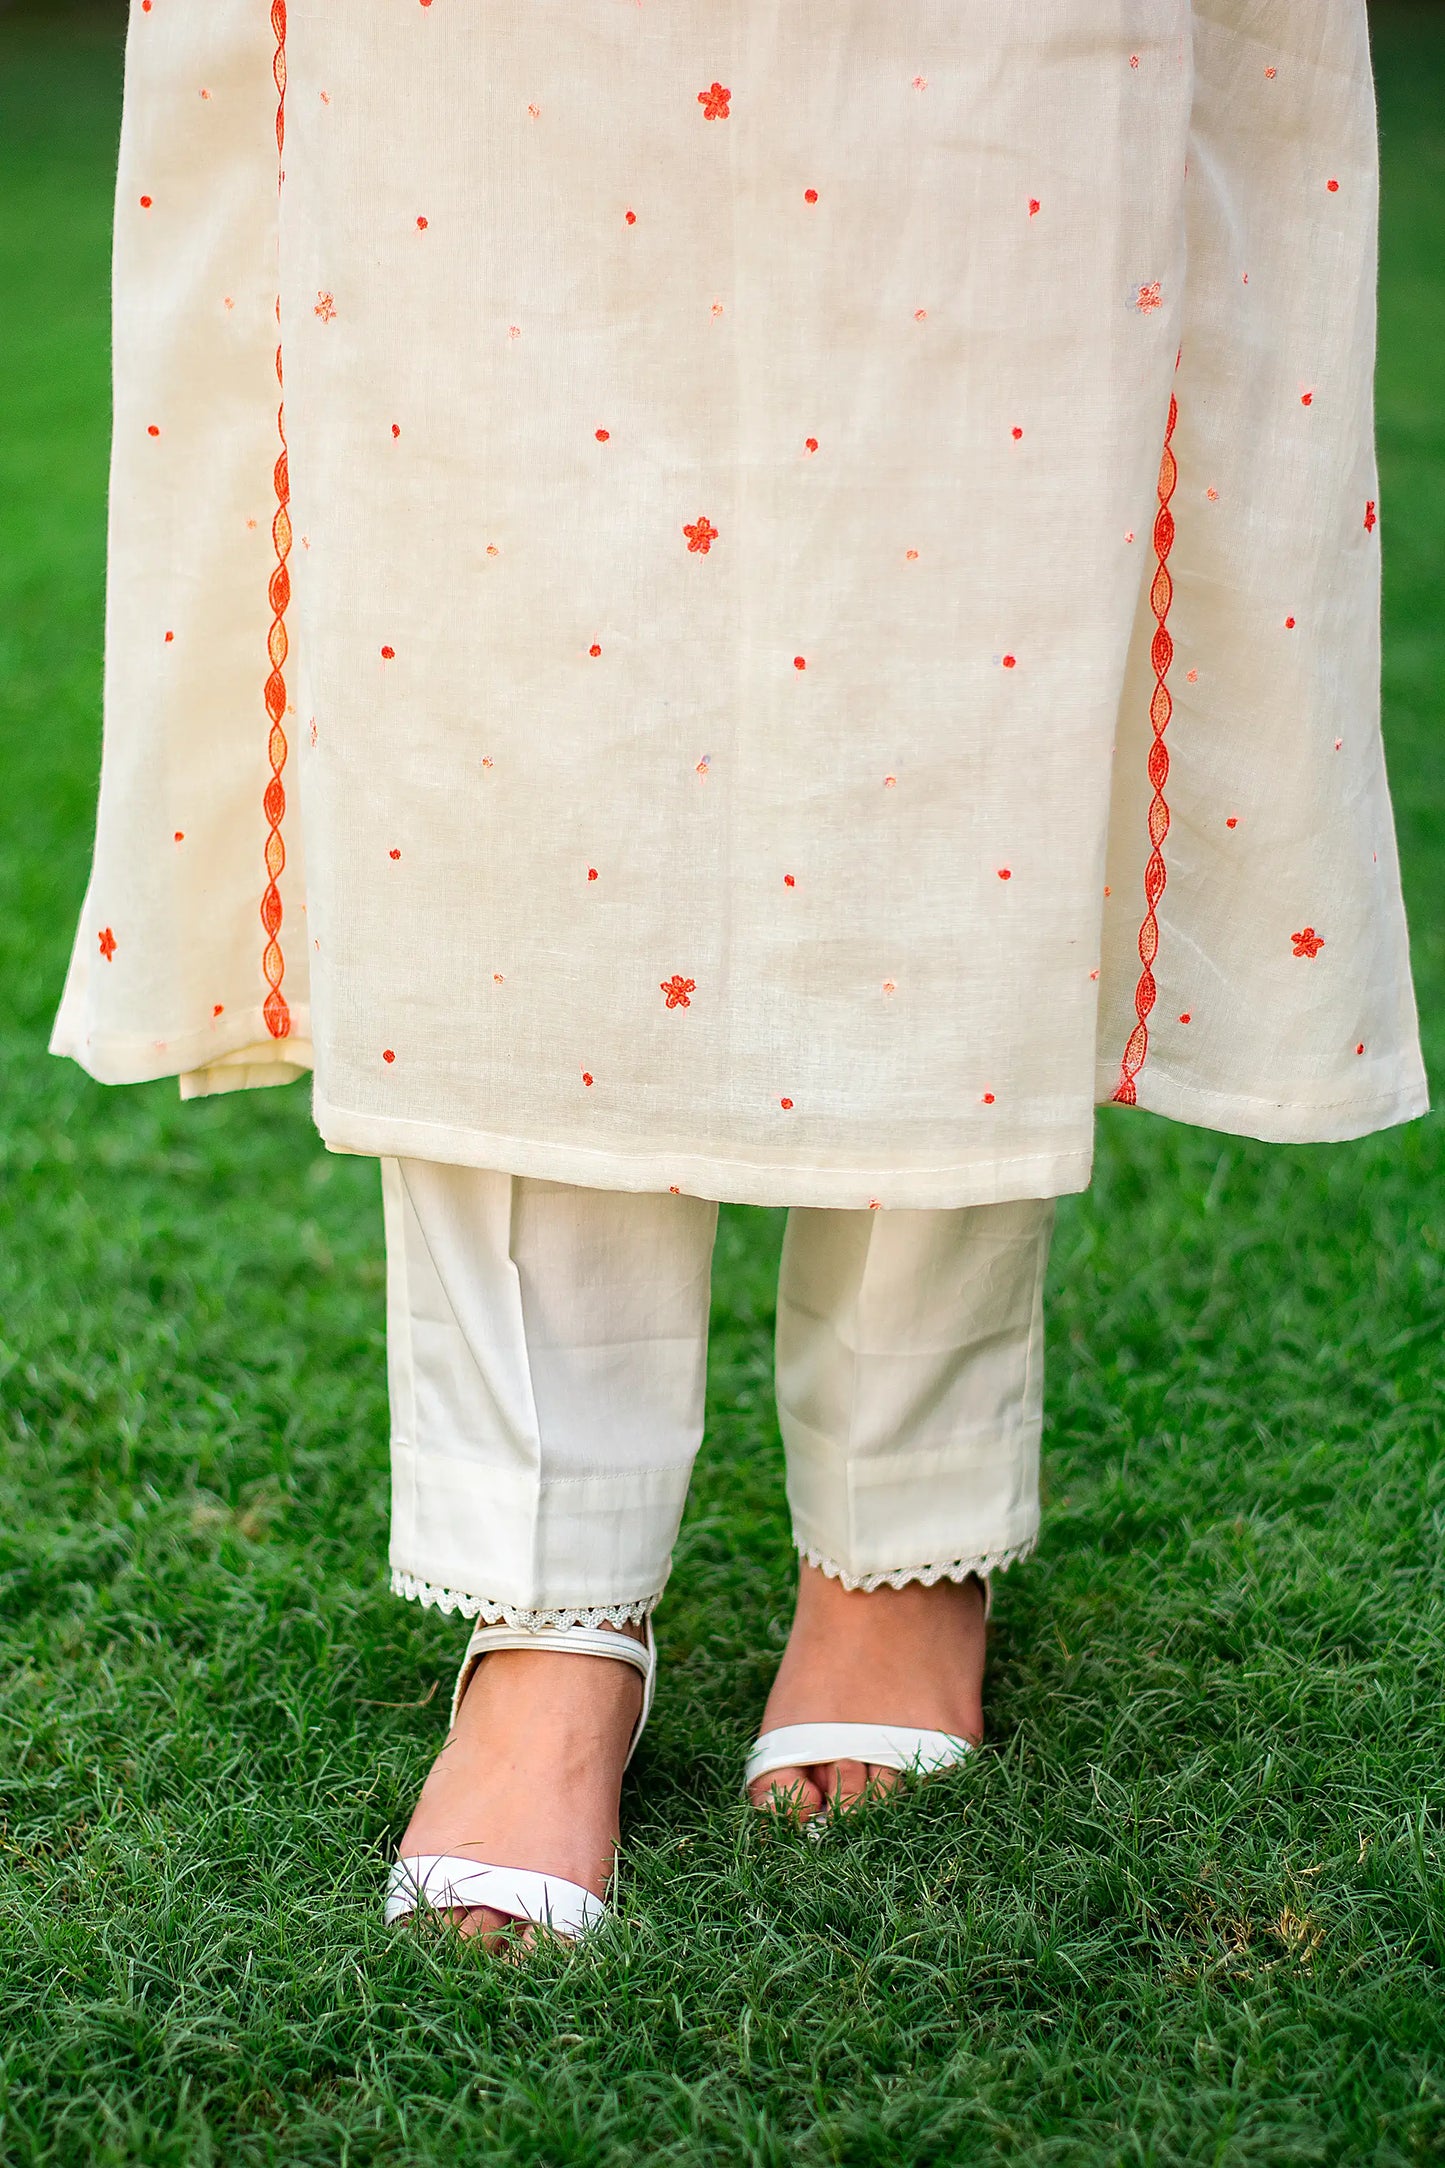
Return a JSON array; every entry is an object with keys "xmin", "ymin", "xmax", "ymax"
[
  {"xmin": 753, "ymin": 1195, "xmax": 1055, "ymax": 1816},
  {"xmin": 382, "ymin": 1158, "xmax": 718, "ymax": 1934}
]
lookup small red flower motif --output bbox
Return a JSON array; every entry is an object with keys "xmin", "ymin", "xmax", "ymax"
[
  {"xmin": 382, "ymin": 1049, "xmax": 395, "ymax": 1063},
  {"xmin": 793, "ymin": 655, "xmax": 807, "ymax": 670},
  {"xmin": 683, "ymin": 514, "xmax": 718, "ymax": 554},
  {"xmin": 905, "ymin": 548, "xmax": 919, "ymax": 561},
  {"xmin": 1135, "ymin": 280, "xmax": 1163, "ymax": 314},
  {"xmin": 698, "ymin": 82, "xmax": 730, "ymax": 119},
  {"xmin": 589, "ymin": 643, "xmax": 602, "ymax": 657},
  {"xmin": 882, "ymin": 979, "xmax": 896, "ymax": 995},
  {"xmin": 1291, "ymin": 927, "xmax": 1325, "ymax": 958},
  {"xmin": 389, "ymin": 848, "xmax": 401, "ymax": 860},
  {"xmin": 1265, "ymin": 65, "xmax": 1277, "ymax": 78},
  {"xmin": 661, "ymin": 975, "xmax": 696, "ymax": 1008},
  {"xmin": 98, "ymin": 927, "xmax": 116, "ymax": 961},
  {"xmin": 582, "ymin": 1071, "xmax": 593, "ymax": 1086},
  {"xmin": 780, "ymin": 1097, "xmax": 794, "ymax": 1110},
  {"xmin": 314, "ymin": 291, "xmax": 336, "ymax": 321},
  {"xmin": 381, "ymin": 645, "xmax": 395, "ymax": 659},
  {"xmin": 1364, "ymin": 500, "xmax": 1377, "ymax": 533},
  {"xmin": 595, "ymin": 427, "xmax": 610, "ymax": 441},
  {"xmin": 804, "ymin": 188, "xmax": 818, "ymax": 204}
]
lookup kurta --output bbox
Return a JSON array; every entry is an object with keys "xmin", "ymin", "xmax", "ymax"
[{"xmin": 52, "ymin": 0, "xmax": 1427, "ymax": 1210}]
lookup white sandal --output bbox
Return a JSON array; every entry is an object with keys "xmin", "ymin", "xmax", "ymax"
[
  {"xmin": 744, "ymin": 1574, "xmax": 991, "ymax": 1815},
  {"xmin": 384, "ymin": 1618, "xmax": 656, "ymax": 1937}
]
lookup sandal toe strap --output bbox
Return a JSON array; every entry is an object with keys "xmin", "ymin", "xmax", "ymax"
[
  {"xmin": 744, "ymin": 1722, "xmax": 974, "ymax": 1788},
  {"xmin": 385, "ymin": 1854, "xmax": 608, "ymax": 1937}
]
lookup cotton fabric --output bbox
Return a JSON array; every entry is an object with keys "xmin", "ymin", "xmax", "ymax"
[
  {"xmin": 52, "ymin": 0, "xmax": 1426, "ymax": 1209},
  {"xmin": 383, "ymin": 1159, "xmax": 1054, "ymax": 1621}
]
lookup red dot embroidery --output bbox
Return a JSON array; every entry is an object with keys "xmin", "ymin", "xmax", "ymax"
[
  {"xmin": 783, "ymin": 874, "xmax": 795, "ymax": 887},
  {"xmin": 1179, "ymin": 1012, "xmax": 1192, "ymax": 1024},
  {"xmin": 625, "ymin": 209, "xmax": 636, "ymax": 225},
  {"xmin": 98, "ymin": 928, "xmax": 117, "ymax": 960},
  {"xmin": 213, "ymin": 1003, "xmax": 224, "ymax": 1017},
  {"xmin": 1364, "ymin": 500, "xmax": 1377, "ymax": 533},
  {"xmin": 793, "ymin": 655, "xmax": 807, "ymax": 670},
  {"xmin": 780, "ymin": 1097, "xmax": 794, "ymax": 1110},
  {"xmin": 389, "ymin": 848, "xmax": 401, "ymax": 860},
  {"xmin": 981, "ymin": 1092, "xmax": 995, "ymax": 1105},
  {"xmin": 804, "ymin": 188, "xmax": 818, "ymax": 204},
  {"xmin": 698, "ymin": 82, "xmax": 730, "ymax": 119},
  {"xmin": 1327, "ymin": 178, "xmax": 1339, "ymax": 193},
  {"xmin": 582, "ymin": 1071, "xmax": 594, "ymax": 1086},
  {"xmin": 804, "ymin": 437, "xmax": 818, "ymax": 453},
  {"xmin": 140, "ymin": 195, "xmax": 153, "ymax": 209},
  {"xmin": 588, "ymin": 867, "xmax": 598, "ymax": 881},
  {"xmin": 164, "ymin": 630, "xmax": 174, "ymax": 643},
  {"xmin": 174, "ymin": 831, "xmax": 184, "ymax": 842},
  {"xmin": 1002, "ymin": 655, "xmax": 1017, "ymax": 669},
  {"xmin": 1028, "ymin": 198, "xmax": 1041, "ymax": 217},
  {"xmin": 1301, "ymin": 392, "xmax": 1314, "ymax": 407},
  {"xmin": 998, "ymin": 868, "xmax": 1012, "ymax": 880},
  {"xmin": 1226, "ymin": 816, "xmax": 1238, "ymax": 829},
  {"xmin": 1356, "ymin": 1042, "xmax": 1365, "ymax": 1055},
  {"xmin": 589, "ymin": 643, "xmax": 602, "ymax": 657},
  {"xmin": 595, "ymin": 427, "xmax": 610, "ymax": 441},
  {"xmin": 1011, "ymin": 426, "xmax": 1023, "ymax": 440},
  {"xmin": 392, "ymin": 424, "xmax": 401, "ymax": 438},
  {"xmin": 905, "ymin": 549, "xmax": 919, "ymax": 561},
  {"xmin": 147, "ymin": 425, "xmax": 160, "ymax": 437},
  {"xmin": 1285, "ymin": 617, "xmax": 1296, "ymax": 629},
  {"xmin": 1265, "ymin": 65, "xmax": 1277, "ymax": 78},
  {"xmin": 382, "ymin": 1049, "xmax": 396, "ymax": 1063},
  {"xmin": 416, "ymin": 216, "xmax": 429, "ymax": 230},
  {"xmin": 381, "ymin": 645, "xmax": 395, "ymax": 659}
]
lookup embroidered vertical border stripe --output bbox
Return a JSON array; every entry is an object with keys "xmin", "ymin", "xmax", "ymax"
[
  {"xmin": 1112, "ymin": 388, "xmax": 1179, "ymax": 1104},
  {"xmin": 262, "ymin": 0, "xmax": 292, "ymax": 1040}
]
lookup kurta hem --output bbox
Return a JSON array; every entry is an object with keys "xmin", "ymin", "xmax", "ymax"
[
  {"xmin": 316, "ymin": 1093, "xmax": 1095, "ymax": 1210},
  {"xmin": 1105, "ymin": 1065, "xmax": 1429, "ymax": 1147}
]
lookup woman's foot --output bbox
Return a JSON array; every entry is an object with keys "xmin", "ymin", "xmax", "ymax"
[
  {"xmin": 747, "ymin": 1564, "xmax": 987, "ymax": 1822},
  {"xmin": 394, "ymin": 1620, "xmax": 645, "ymax": 1949}
]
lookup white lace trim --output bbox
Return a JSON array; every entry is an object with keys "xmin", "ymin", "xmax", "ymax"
[
  {"xmin": 389, "ymin": 1569, "xmax": 659, "ymax": 1632},
  {"xmin": 797, "ymin": 1532, "xmax": 1037, "ymax": 1593}
]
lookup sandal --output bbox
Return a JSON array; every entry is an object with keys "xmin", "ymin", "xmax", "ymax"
[
  {"xmin": 385, "ymin": 1618, "xmax": 656, "ymax": 1937},
  {"xmin": 744, "ymin": 1574, "xmax": 991, "ymax": 1819}
]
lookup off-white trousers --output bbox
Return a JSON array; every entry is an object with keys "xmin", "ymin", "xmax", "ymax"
[{"xmin": 381, "ymin": 1159, "xmax": 1055, "ymax": 1629}]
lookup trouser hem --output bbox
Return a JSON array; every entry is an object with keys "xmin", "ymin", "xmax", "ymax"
[
  {"xmin": 390, "ymin": 1569, "xmax": 663, "ymax": 1632},
  {"xmin": 795, "ymin": 1529, "xmax": 1038, "ymax": 1593}
]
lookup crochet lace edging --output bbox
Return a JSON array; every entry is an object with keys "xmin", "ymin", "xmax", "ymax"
[
  {"xmin": 796, "ymin": 1532, "xmax": 1038, "ymax": 1594},
  {"xmin": 389, "ymin": 1569, "xmax": 659, "ymax": 1632}
]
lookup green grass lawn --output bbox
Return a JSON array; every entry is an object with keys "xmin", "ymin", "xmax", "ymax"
[{"xmin": 2, "ymin": 7, "xmax": 1443, "ymax": 2164}]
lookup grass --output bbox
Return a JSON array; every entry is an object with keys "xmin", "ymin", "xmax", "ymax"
[{"xmin": 1, "ymin": 6, "xmax": 1443, "ymax": 2163}]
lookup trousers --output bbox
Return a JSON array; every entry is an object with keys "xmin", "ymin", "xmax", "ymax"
[{"xmin": 381, "ymin": 1158, "xmax": 1055, "ymax": 1629}]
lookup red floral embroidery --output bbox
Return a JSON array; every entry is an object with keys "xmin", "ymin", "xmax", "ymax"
[
  {"xmin": 98, "ymin": 927, "xmax": 117, "ymax": 962},
  {"xmin": 804, "ymin": 437, "xmax": 818, "ymax": 453},
  {"xmin": 997, "ymin": 868, "xmax": 1012, "ymax": 880},
  {"xmin": 213, "ymin": 1003, "xmax": 224, "ymax": 1017},
  {"xmin": 416, "ymin": 215, "xmax": 429, "ymax": 230},
  {"xmin": 783, "ymin": 873, "xmax": 795, "ymax": 887},
  {"xmin": 1179, "ymin": 1012, "xmax": 1191, "ymax": 1024},
  {"xmin": 389, "ymin": 848, "xmax": 401, "ymax": 860},
  {"xmin": 1012, "ymin": 426, "xmax": 1023, "ymax": 440},
  {"xmin": 1002, "ymin": 654, "xmax": 1017, "ymax": 669},
  {"xmin": 793, "ymin": 655, "xmax": 807, "ymax": 671},
  {"xmin": 804, "ymin": 188, "xmax": 818, "ymax": 205},
  {"xmin": 780, "ymin": 1097, "xmax": 794, "ymax": 1110},
  {"xmin": 381, "ymin": 645, "xmax": 395, "ymax": 659},
  {"xmin": 698, "ymin": 82, "xmax": 730, "ymax": 119},
  {"xmin": 1135, "ymin": 281, "xmax": 1163, "ymax": 314},
  {"xmin": 589, "ymin": 643, "xmax": 602, "ymax": 657},
  {"xmin": 595, "ymin": 427, "xmax": 610, "ymax": 442},
  {"xmin": 1364, "ymin": 500, "xmax": 1377, "ymax": 533},
  {"xmin": 683, "ymin": 515, "xmax": 718, "ymax": 554},
  {"xmin": 661, "ymin": 975, "xmax": 695, "ymax": 1008},
  {"xmin": 1113, "ymin": 387, "xmax": 1179, "ymax": 1105},
  {"xmin": 1028, "ymin": 198, "xmax": 1040, "ymax": 217},
  {"xmin": 1301, "ymin": 391, "xmax": 1314, "ymax": 407},
  {"xmin": 1327, "ymin": 178, "xmax": 1339, "ymax": 193},
  {"xmin": 624, "ymin": 209, "xmax": 636, "ymax": 225},
  {"xmin": 588, "ymin": 867, "xmax": 598, "ymax": 880},
  {"xmin": 382, "ymin": 1049, "xmax": 395, "ymax": 1063},
  {"xmin": 1291, "ymin": 927, "xmax": 1325, "ymax": 958},
  {"xmin": 981, "ymin": 1092, "xmax": 995, "ymax": 1105},
  {"xmin": 147, "ymin": 425, "xmax": 160, "ymax": 438},
  {"xmin": 140, "ymin": 194, "xmax": 153, "ymax": 209},
  {"xmin": 582, "ymin": 1070, "xmax": 594, "ymax": 1086},
  {"xmin": 314, "ymin": 291, "xmax": 336, "ymax": 322}
]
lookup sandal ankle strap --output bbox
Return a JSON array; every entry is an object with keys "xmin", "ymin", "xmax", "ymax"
[{"xmin": 448, "ymin": 1616, "xmax": 657, "ymax": 1762}]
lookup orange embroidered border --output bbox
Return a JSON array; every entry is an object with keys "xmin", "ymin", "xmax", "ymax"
[
  {"xmin": 261, "ymin": 0, "xmax": 291, "ymax": 1039},
  {"xmin": 1112, "ymin": 390, "xmax": 1179, "ymax": 1104}
]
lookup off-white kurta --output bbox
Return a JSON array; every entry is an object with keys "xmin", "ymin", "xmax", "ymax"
[{"xmin": 53, "ymin": 0, "xmax": 1427, "ymax": 1210}]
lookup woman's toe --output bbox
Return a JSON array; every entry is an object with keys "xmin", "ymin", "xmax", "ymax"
[
  {"xmin": 812, "ymin": 1759, "xmax": 902, "ymax": 1812},
  {"xmin": 748, "ymin": 1766, "xmax": 825, "ymax": 1820}
]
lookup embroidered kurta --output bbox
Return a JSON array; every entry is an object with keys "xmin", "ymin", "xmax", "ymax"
[{"xmin": 52, "ymin": 0, "xmax": 1427, "ymax": 1210}]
